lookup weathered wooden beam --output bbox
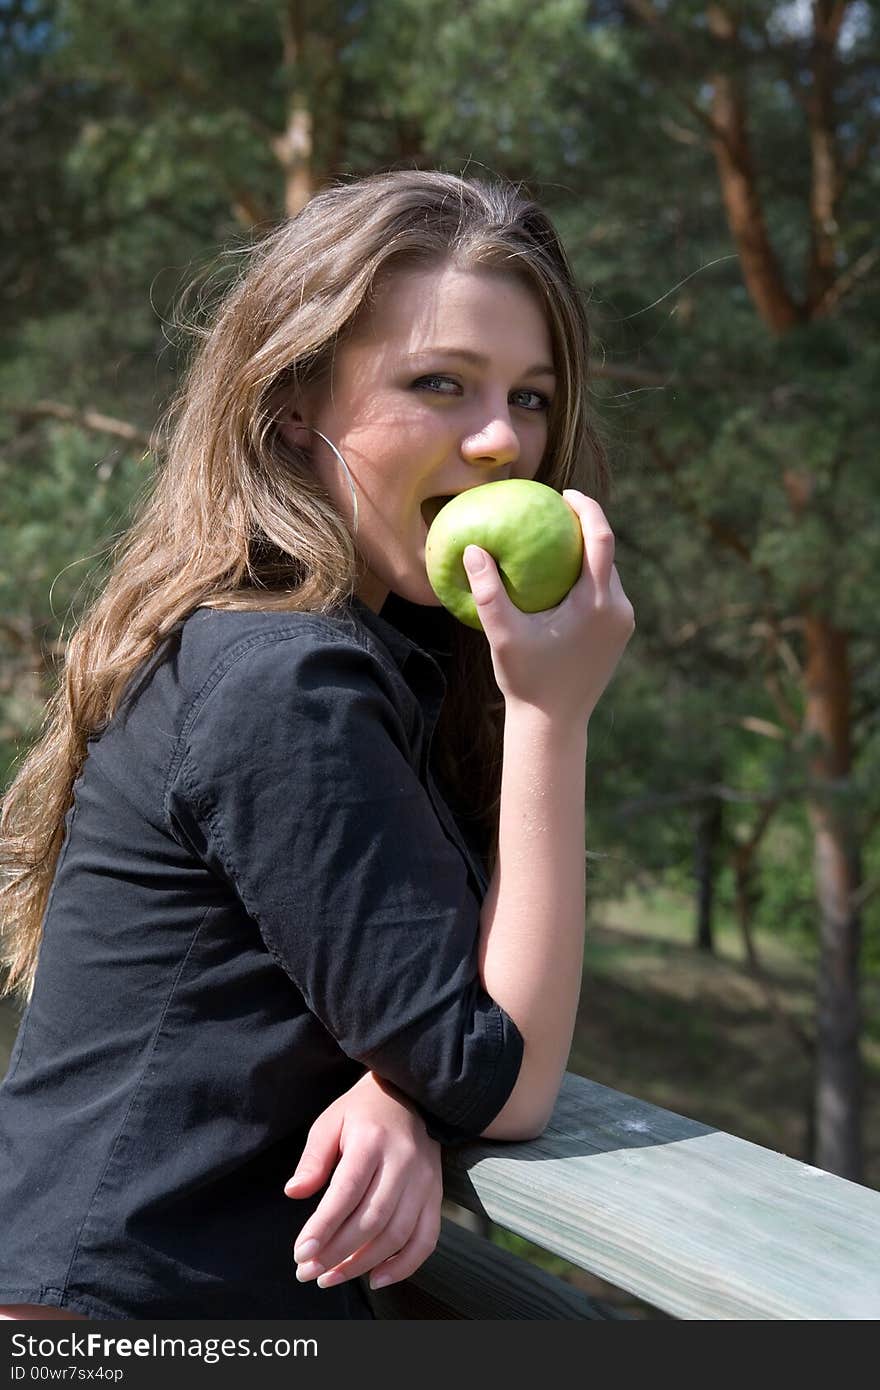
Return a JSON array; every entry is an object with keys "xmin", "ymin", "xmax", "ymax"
[
  {"xmin": 437, "ymin": 1072, "xmax": 880, "ymax": 1320},
  {"xmin": 363, "ymin": 1213, "xmax": 630, "ymax": 1320}
]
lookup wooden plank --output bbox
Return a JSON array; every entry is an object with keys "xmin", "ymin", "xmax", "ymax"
[
  {"xmin": 363, "ymin": 1214, "xmax": 630, "ymax": 1319},
  {"xmin": 439, "ymin": 1072, "xmax": 880, "ymax": 1321}
]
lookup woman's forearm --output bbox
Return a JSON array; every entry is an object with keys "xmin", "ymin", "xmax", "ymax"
[{"xmin": 477, "ymin": 702, "xmax": 589, "ymax": 1140}]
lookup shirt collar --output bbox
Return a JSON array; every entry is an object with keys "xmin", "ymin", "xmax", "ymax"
[{"xmin": 348, "ymin": 594, "xmax": 453, "ymax": 692}]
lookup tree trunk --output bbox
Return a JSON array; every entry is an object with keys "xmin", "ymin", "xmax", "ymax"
[
  {"xmin": 274, "ymin": 0, "xmax": 316, "ymax": 217},
  {"xmin": 702, "ymin": 2, "xmax": 862, "ymax": 1182},
  {"xmin": 731, "ymin": 839, "xmax": 761, "ymax": 973},
  {"xmin": 805, "ymin": 0, "xmax": 847, "ymax": 309},
  {"xmin": 802, "ymin": 613, "xmax": 863, "ymax": 1179},
  {"xmin": 694, "ymin": 796, "xmax": 722, "ymax": 952},
  {"xmin": 778, "ymin": 460, "xmax": 863, "ymax": 1181},
  {"xmin": 705, "ymin": 4, "xmax": 803, "ymax": 331}
]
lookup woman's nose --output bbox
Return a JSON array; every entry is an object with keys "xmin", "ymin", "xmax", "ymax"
[{"xmin": 460, "ymin": 415, "xmax": 520, "ymax": 470}]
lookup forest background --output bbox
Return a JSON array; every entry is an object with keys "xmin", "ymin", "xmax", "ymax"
[{"xmin": 1, "ymin": 0, "xmax": 878, "ymax": 1236}]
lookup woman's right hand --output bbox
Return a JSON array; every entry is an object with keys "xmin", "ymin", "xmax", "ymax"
[{"xmin": 462, "ymin": 490, "xmax": 635, "ymax": 724}]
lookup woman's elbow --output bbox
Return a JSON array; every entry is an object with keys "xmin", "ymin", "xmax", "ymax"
[{"xmin": 477, "ymin": 1093, "xmax": 552, "ymax": 1143}]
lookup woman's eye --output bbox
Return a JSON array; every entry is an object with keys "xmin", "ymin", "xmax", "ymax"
[
  {"xmin": 412, "ymin": 376, "xmax": 551, "ymax": 411},
  {"xmin": 512, "ymin": 389, "xmax": 552, "ymax": 412},
  {"xmin": 413, "ymin": 375, "xmax": 459, "ymax": 395}
]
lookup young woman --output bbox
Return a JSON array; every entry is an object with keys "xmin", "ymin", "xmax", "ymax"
[{"xmin": 0, "ymin": 169, "xmax": 635, "ymax": 1319}]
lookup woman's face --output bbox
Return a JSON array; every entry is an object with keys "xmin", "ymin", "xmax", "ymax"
[{"xmin": 282, "ymin": 261, "xmax": 557, "ymax": 613}]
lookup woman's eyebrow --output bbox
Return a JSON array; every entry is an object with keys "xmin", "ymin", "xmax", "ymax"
[{"xmin": 406, "ymin": 348, "xmax": 556, "ymax": 378}]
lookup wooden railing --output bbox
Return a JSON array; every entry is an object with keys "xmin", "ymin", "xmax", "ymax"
[{"xmin": 364, "ymin": 1072, "xmax": 880, "ymax": 1320}]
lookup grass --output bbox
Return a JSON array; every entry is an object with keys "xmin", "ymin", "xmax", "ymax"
[{"xmin": 578, "ymin": 884, "xmax": 879, "ymax": 1166}]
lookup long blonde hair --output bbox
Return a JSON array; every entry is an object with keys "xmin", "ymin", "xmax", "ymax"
[{"xmin": 1, "ymin": 168, "xmax": 609, "ymax": 1001}]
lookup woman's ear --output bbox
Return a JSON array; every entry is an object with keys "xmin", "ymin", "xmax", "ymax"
[{"xmin": 277, "ymin": 404, "xmax": 314, "ymax": 453}]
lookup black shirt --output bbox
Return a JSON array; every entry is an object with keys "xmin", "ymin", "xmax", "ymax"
[{"xmin": 0, "ymin": 596, "xmax": 523, "ymax": 1320}]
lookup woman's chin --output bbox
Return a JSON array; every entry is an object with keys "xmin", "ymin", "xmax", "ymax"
[{"xmin": 359, "ymin": 517, "xmax": 448, "ymax": 611}]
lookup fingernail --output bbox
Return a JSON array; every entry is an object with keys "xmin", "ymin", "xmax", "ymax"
[
  {"xmin": 296, "ymin": 1260, "xmax": 324, "ymax": 1282},
  {"xmin": 464, "ymin": 545, "xmax": 486, "ymax": 572},
  {"xmin": 317, "ymin": 1270, "xmax": 344, "ymax": 1289},
  {"xmin": 295, "ymin": 1238, "xmax": 320, "ymax": 1261},
  {"xmin": 370, "ymin": 1274, "xmax": 392, "ymax": 1290}
]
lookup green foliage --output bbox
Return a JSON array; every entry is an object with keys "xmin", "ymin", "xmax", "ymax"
[
  {"xmin": 1, "ymin": 0, "xmax": 878, "ymax": 999},
  {"xmin": 0, "ymin": 427, "xmax": 144, "ymax": 632}
]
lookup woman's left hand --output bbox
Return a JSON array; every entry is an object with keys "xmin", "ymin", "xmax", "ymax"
[{"xmin": 284, "ymin": 1070, "xmax": 443, "ymax": 1292}]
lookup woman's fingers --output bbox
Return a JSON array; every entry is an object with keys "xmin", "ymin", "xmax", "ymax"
[
  {"xmin": 300, "ymin": 1156, "xmax": 423, "ymax": 1279},
  {"xmin": 284, "ymin": 1122, "xmax": 340, "ymax": 1202},
  {"xmin": 562, "ymin": 490, "xmax": 616, "ymax": 598},
  {"xmin": 293, "ymin": 1148, "xmax": 378, "ymax": 1268},
  {"xmin": 306, "ymin": 1163, "xmax": 401, "ymax": 1277},
  {"xmin": 289, "ymin": 1071, "xmax": 444, "ymax": 1291},
  {"xmin": 296, "ymin": 1153, "xmax": 442, "ymax": 1288},
  {"xmin": 364, "ymin": 1198, "xmax": 444, "ymax": 1290},
  {"xmin": 314, "ymin": 1188, "xmax": 441, "ymax": 1290}
]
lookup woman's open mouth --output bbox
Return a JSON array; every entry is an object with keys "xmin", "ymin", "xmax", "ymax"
[{"xmin": 420, "ymin": 495, "xmax": 455, "ymax": 530}]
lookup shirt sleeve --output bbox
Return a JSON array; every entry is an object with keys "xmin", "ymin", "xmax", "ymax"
[{"xmin": 166, "ymin": 628, "xmax": 523, "ymax": 1145}]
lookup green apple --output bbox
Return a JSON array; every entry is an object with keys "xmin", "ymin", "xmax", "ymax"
[{"xmin": 424, "ymin": 479, "xmax": 583, "ymax": 632}]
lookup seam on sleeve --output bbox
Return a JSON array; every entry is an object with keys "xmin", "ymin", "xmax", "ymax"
[
  {"xmin": 440, "ymin": 998, "xmax": 509, "ymax": 1130},
  {"xmin": 358, "ymin": 989, "xmax": 512, "ymax": 1134},
  {"xmin": 162, "ymin": 618, "xmax": 398, "ymax": 830}
]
